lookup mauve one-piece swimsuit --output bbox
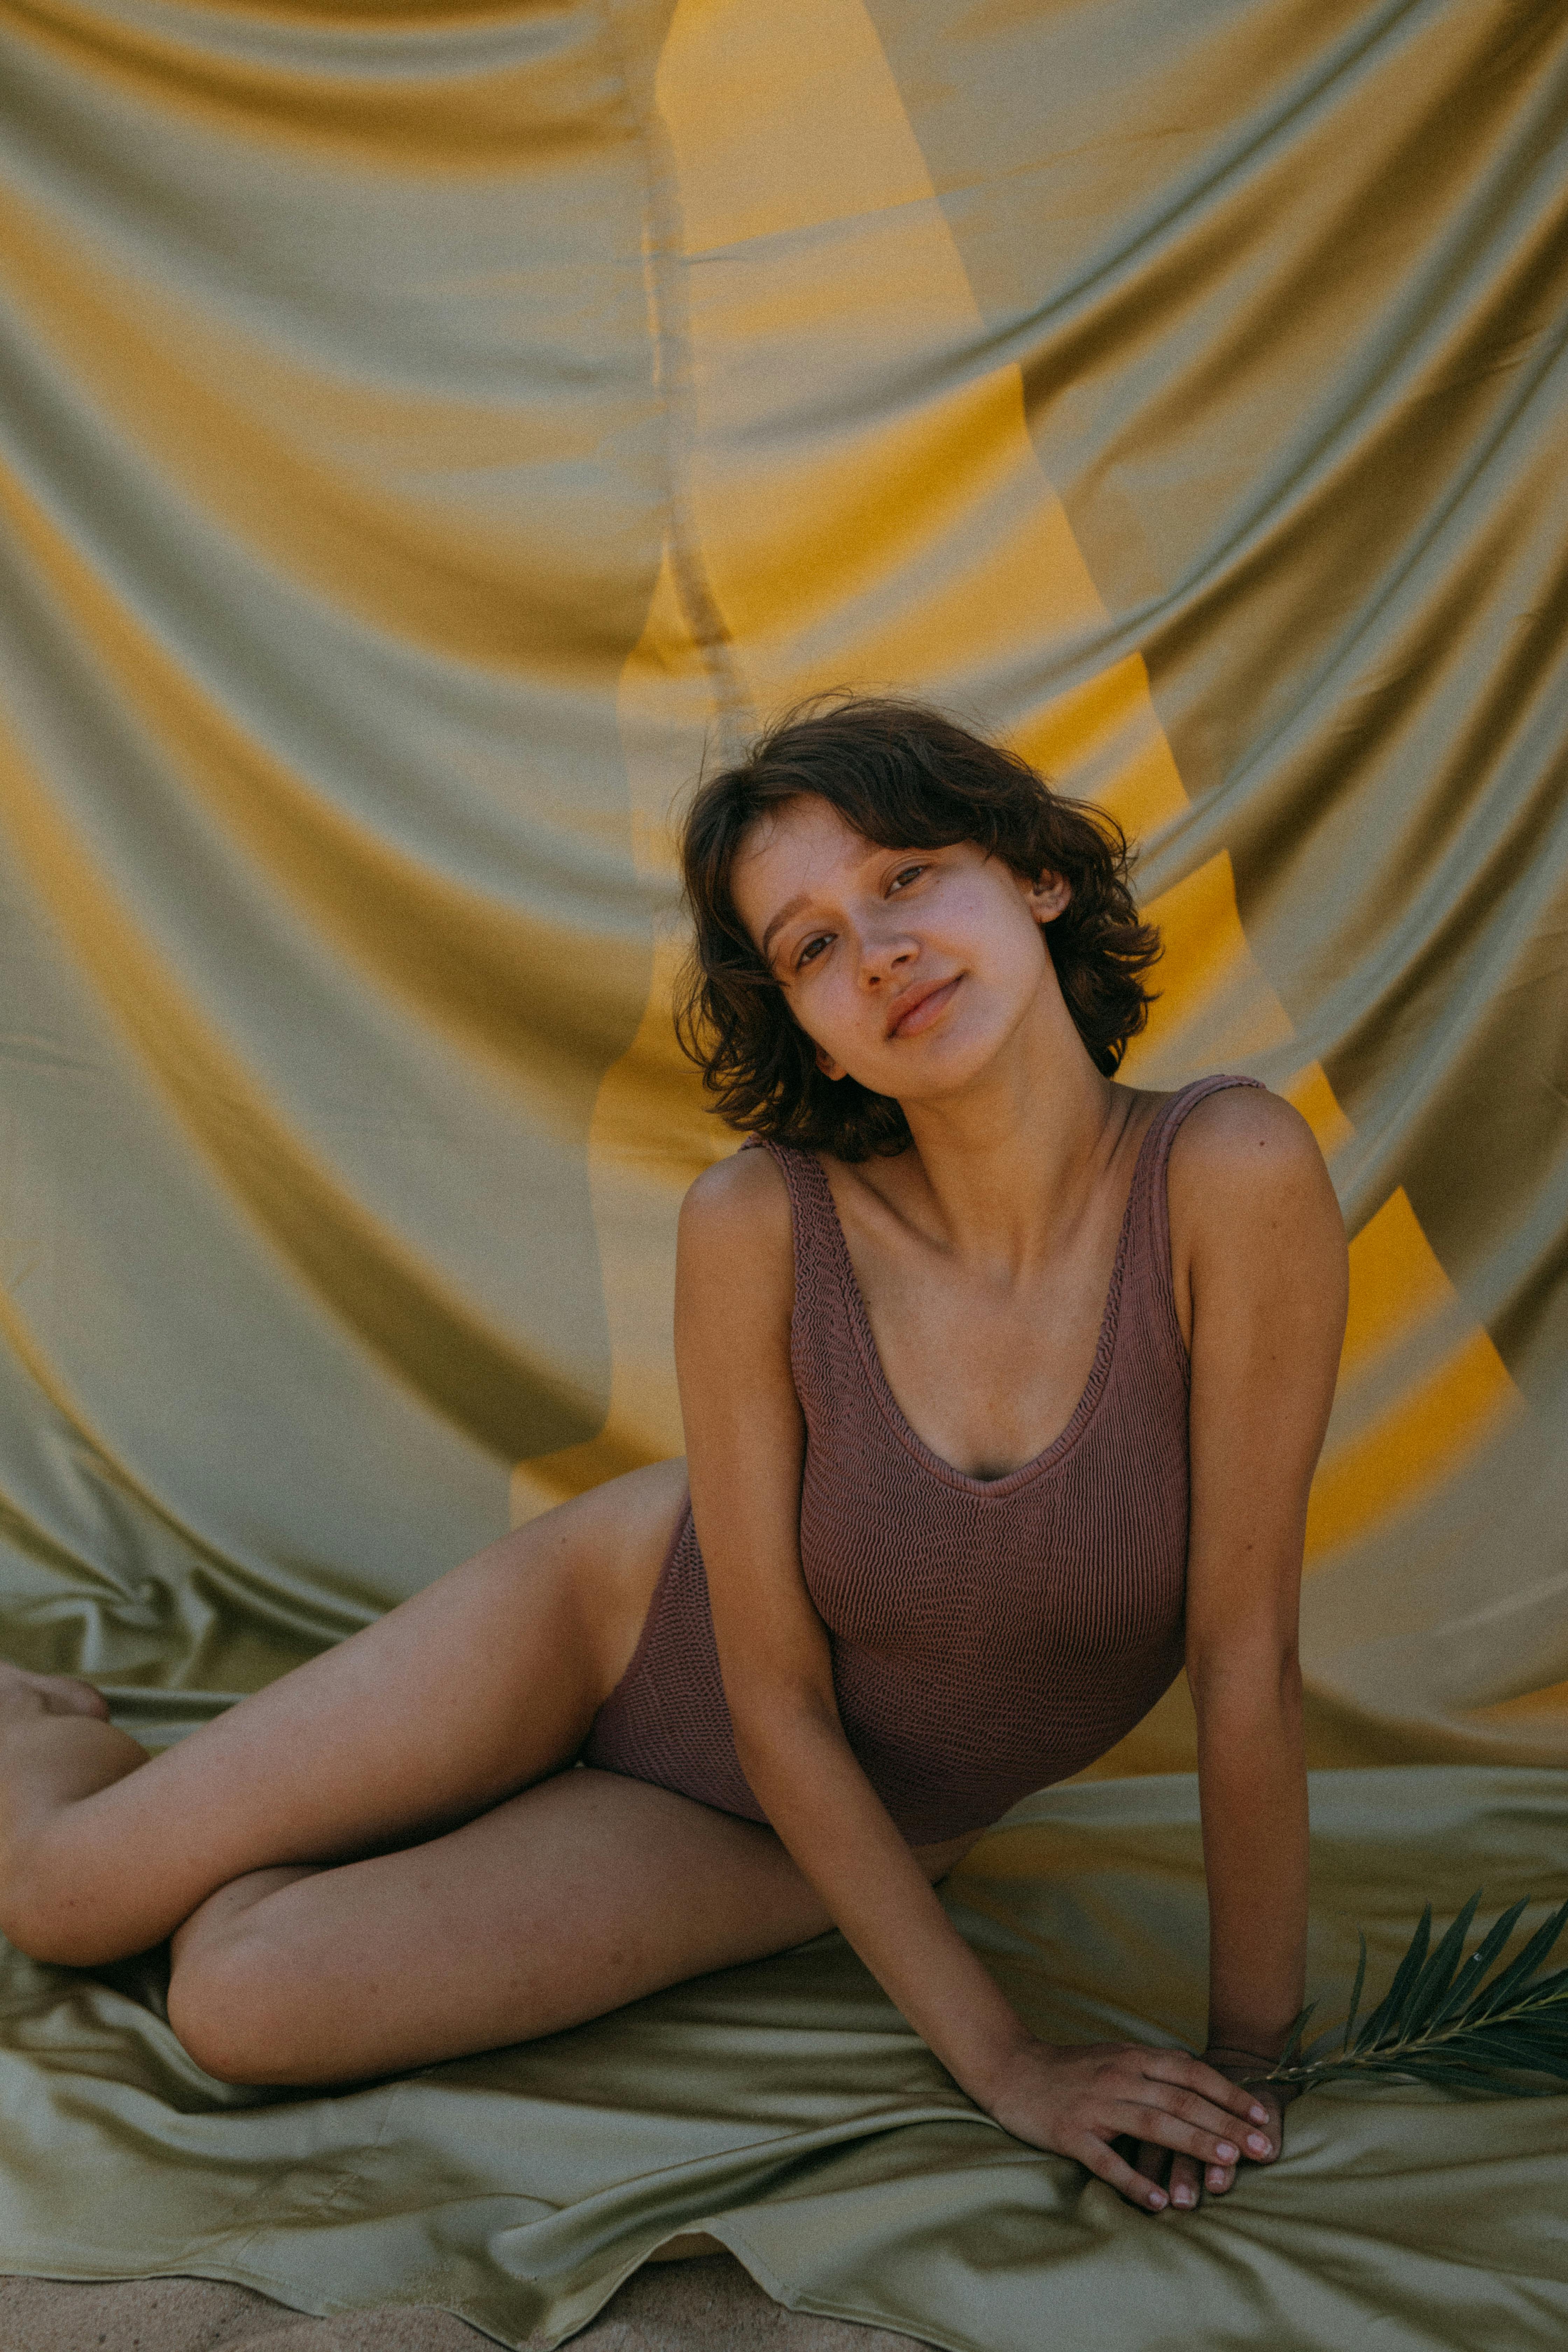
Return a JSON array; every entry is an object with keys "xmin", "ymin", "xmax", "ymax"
[{"xmin": 582, "ymin": 1074, "xmax": 1260, "ymax": 1845}]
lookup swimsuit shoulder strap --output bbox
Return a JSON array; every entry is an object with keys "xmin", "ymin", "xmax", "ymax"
[
  {"xmin": 1127, "ymin": 1073, "xmax": 1267, "ymax": 1366},
  {"xmin": 738, "ymin": 1134, "xmax": 846, "ymax": 1340}
]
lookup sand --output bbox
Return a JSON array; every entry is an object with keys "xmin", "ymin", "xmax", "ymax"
[{"xmin": 0, "ymin": 2253, "xmax": 922, "ymax": 2351}]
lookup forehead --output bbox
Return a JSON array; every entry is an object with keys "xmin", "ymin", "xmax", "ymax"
[
  {"xmin": 729, "ymin": 796, "xmax": 875, "ymax": 927},
  {"xmin": 729, "ymin": 797, "xmax": 989, "ymax": 956},
  {"xmin": 737, "ymin": 794, "xmax": 868, "ymax": 877}
]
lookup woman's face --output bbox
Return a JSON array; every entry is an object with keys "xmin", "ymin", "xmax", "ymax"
[{"xmin": 730, "ymin": 795, "xmax": 1071, "ymax": 1110}]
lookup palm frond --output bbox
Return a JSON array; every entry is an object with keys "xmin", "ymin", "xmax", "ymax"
[
  {"xmin": 1340, "ymin": 1930, "xmax": 1368, "ymax": 2055},
  {"xmin": 1255, "ymin": 1891, "xmax": 1568, "ymax": 2098}
]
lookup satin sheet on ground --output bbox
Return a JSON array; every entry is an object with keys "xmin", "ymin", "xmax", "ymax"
[{"xmin": 0, "ymin": 1766, "xmax": 1564, "ymax": 2351}]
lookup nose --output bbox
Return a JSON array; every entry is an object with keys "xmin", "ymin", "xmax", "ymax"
[{"xmin": 858, "ymin": 918, "xmax": 915, "ymax": 988}]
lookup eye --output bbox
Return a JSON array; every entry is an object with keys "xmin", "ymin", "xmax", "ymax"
[
  {"xmin": 887, "ymin": 862, "xmax": 927, "ymax": 894},
  {"xmin": 794, "ymin": 932, "xmax": 832, "ymax": 972}
]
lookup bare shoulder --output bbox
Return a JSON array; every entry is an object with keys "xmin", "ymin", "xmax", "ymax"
[
  {"xmin": 676, "ymin": 1147, "xmax": 799, "ymax": 1408},
  {"xmin": 1167, "ymin": 1083, "xmax": 1346, "ymax": 1289},
  {"xmin": 681, "ymin": 1144, "xmax": 791, "ymax": 1241},
  {"xmin": 677, "ymin": 1146, "xmax": 794, "ymax": 1298},
  {"xmin": 1169, "ymin": 1084, "xmax": 1333, "ymax": 1207}
]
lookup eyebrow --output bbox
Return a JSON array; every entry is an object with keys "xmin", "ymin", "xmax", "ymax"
[{"xmin": 759, "ymin": 893, "xmax": 810, "ymax": 962}]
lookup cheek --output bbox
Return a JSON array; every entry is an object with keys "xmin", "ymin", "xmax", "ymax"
[
  {"xmin": 946, "ymin": 887, "xmax": 1050, "ymax": 986},
  {"xmin": 782, "ymin": 969, "xmax": 852, "ymax": 1054},
  {"xmin": 799, "ymin": 972, "xmax": 863, "ymax": 1053}
]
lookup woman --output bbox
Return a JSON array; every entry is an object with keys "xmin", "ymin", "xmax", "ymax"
[{"xmin": 0, "ymin": 700, "xmax": 1346, "ymax": 2219}]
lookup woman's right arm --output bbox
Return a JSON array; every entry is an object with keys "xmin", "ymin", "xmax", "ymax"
[{"xmin": 675, "ymin": 1150, "xmax": 1271, "ymax": 2213}]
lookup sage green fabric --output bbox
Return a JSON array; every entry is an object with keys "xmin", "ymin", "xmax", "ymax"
[
  {"xmin": 2, "ymin": 0, "xmax": 1567, "ymax": 2345},
  {"xmin": 2, "ymin": 1769, "xmax": 1566, "ymax": 2351},
  {"xmin": 1, "ymin": 0, "xmax": 1564, "ymax": 1757}
]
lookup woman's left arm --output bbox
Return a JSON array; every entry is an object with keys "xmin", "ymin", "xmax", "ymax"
[{"xmin": 1166, "ymin": 1086, "xmax": 1349, "ymax": 2204}]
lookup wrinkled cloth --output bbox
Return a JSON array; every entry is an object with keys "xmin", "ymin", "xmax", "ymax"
[
  {"xmin": 0, "ymin": 1767, "xmax": 1563, "ymax": 2352},
  {"xmin": 0, "ymin": 0, "xmax": 1563, "ymax": 1768},
  {"xmin": 2, "ymin": 4, "xmax": 1567, "ymax": 2345}
]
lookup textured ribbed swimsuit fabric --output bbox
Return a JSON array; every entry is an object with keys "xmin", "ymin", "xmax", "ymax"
[{"xmin": 582, "ymin": 1075, "xmax": 1261, "ymax": 1844}]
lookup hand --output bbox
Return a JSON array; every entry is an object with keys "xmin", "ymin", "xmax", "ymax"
[
  {"xmin": 1136, "ymin": 2045, "xmax": 1295, "ymax": 2211},
  {"xmin": 984, "ymin": 2037, "xmax": 1281, "ymax": 2213}
]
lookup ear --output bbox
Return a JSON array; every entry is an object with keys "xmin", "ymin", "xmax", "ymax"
[
  {"xmin": 1026, "ymin": 868, "xmax": 1072, "ymax": 924},
  {"xmin": 814, "ymin": 1043, "xmax": 848, "ymax": 1082}
]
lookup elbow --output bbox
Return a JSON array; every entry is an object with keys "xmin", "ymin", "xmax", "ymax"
[{"xmin": 1189, "ymin": 1639, "xmax": 1302, "ymax": 1729}]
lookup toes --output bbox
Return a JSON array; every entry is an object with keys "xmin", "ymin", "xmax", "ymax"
[
  {"xmin": 46, "ymin": 1677, "xmax": 112, "ymax": 1721},
  {"xmin": 6, "ymin": 1668, "xmax": 111, "ymax": 1721}
]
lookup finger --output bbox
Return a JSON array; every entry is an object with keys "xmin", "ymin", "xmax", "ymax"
[
  {"xmin": 1134, "ymin": 2082, "xmax": 1278, "ymax": 2162},
  {"xmin": 1135, "ymin": 2141, "xmax": 1169, "ymax": 2199},
  {"xmin": 1112, "ymin": 2102, "xmax": 1258, "ymax": 2170},
  {"xmin": 1206, "ymin": 2157, "xmax": 1236, "ymax": 2196},
  {"xmin": 1167, "ymin": 2154, "xmax": 1203, "ymax": 2211},
  {"xmin": 1078, "ymin": 2138, "xmax": 1170, "ymax": 2213},
  {"xmin": 1143, "ymin": 2051, "xmax": 1276, "ymax": 2129}
]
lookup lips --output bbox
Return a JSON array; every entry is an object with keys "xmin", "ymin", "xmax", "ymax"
[{"xmin": 886, "ymin": 975, "xmax": 960, "ymax": 1039}]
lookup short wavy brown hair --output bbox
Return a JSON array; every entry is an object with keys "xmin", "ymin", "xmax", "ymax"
[{"xmin": 677, "ymin": 697, "xmax": 1162, "ymax": 1161}]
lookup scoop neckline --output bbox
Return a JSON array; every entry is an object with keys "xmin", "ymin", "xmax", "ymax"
[{"xmin": 808, "ymin": 1099, "xmax": 1169, "ymax": 1499}]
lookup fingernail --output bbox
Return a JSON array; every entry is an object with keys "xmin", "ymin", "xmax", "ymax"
[
  {"xmin": 1208, "ymin": 2169, "xmax": 1227, "ymax": 2190},
  {"xmin": 1250, "ymin": 2103, "xmax": 1270, "ymax": 2122},
  {"xmin": 1246, "ymin": 2133, "xmax": 1272, "ymax": 2156},
  {"xmin": 1149, "ymin": 2189, "xmax": 1168, "ymax": 2208},
  {"xmin": 1173, "ymin": 2188, "xmax": 1195, "ymax": 2207},
  {"xmin": 1216, "ymin": 2142, "xmax": 1239, "ymax": 2161}
]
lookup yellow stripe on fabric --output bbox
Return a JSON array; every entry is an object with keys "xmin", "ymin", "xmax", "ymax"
[
  {"xmin": 1123, "ymin": 851, "xmax": 1295, "ymax": 1076},
  {"xmin": 517, "ymin": 0, "xmax": 1201, "ymax": 1516},
  {"xmin": 1080, "ymin": 832, "xmax": 1522, "ymax": 1773},
  {"xmin": 511, "ymin": 547, "xmax": 727, "ymax": 1518},
  {"xmin": 1305, "ymin": 1189, "xmax": 1522, "ymax": 1561},
  {"xmin": 1280, "ymin": 1061, "xmax": 1356, "ymax": 1161},
  {"xmin": 1469, "ymin": 1680, "xmax": 1568, "ymax": 1729},
  {"xmin": 518, "ymin": 0, "xmax": 1527, "ymax": 1714},
  {"xmin": 652, "ymin": 0, "xmax": 1188, "ymax": 789},
  {"xmin": 1116, "ymin": 844, "xmax": 1521, "ymax": 1566}
]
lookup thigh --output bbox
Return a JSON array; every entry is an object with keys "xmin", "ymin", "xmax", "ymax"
[
  {"xmin": 170, "ymin": 1765, "xmax": 837, "ymax": 2085},
  {"xmin": 49, "ymin": 1462, "xmax": 690, "ymax": 1958}
]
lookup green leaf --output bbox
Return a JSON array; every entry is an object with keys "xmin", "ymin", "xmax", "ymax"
[
  {"xmin": 1466, "ymin": 2017, "xmax": 1568, "ymax": 2058},
  {"xmin": 1508, "ymin": 1980, "xmax": 1568, "ymax": 2033},
  {"xmin": 1284, "ymin": 2009, "xmax": 1321, "ymax": 2075},
  {"xmin": 1271, "ymin": 1890, "xmax": 1568, "ymax": 2100},
  {"xmin": 1474, "ymin": 1899, "xmax": 1568, "ymax": 2020},
  {"xmin": 1437, "ymin": 2022, "xmax": 1568, "ymax": 2073},
  {"xmin": 1423, "ymin": 1896, "xmax": 1531, "ymax": 2039},
  {"xmin": 1398, "ymin": 1891, "xmax": 1482, "ymax": 2038},
  {"xmin": 1342, "ymin": 1930, "xmax": 1368, "ymax": 2056},
  {"xmin": 1356, "ymin": 1904, "xmax": 1432, "ymax": 2051}
]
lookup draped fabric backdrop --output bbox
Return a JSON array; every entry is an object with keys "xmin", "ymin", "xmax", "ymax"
[
  {"xmin": 2, "ymin": 0, "xmax": 1565, "ymax": 1767},
  {"xmin": 1, "ymin": 1, "xmax": 1566, "ymax": 2346}
]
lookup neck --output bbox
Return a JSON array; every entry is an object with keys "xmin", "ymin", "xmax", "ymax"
[{"xmin": 894, "ymin": 1011, "xmax": 1127, "ymax": 1280}]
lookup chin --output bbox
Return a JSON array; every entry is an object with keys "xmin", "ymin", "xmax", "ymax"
[{"xmin": 867, "ymin": 1039, "xmax": 1004, "ymax": 1105}]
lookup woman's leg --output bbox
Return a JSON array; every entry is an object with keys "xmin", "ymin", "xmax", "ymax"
[
  {"xmin": 0, "ymin": 1462, "xmax": 690, "ymax": 1969},
  {"xmin": 163, "ymin": 1765, "xmax": 842, "ymax": 2085}
]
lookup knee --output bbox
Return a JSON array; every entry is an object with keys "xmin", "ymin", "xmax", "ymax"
[{"xmin": 166, "ymin": 1929, "xmax": 310, "ymax": 2087}]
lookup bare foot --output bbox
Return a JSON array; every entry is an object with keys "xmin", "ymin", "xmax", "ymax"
[{"xmin": 0, "ymin": 1662, "xmax": 112, "ymax": 1725}]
